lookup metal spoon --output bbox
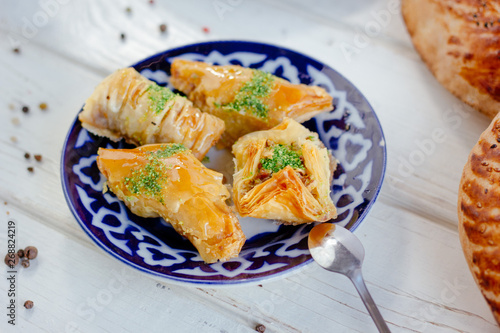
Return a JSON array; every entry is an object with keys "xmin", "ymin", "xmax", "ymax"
[{"xmin": 308, "ymin": 223, "xmax": 391, "ymax": 333}]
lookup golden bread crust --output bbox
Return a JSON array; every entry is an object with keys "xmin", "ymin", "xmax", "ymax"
[
  {"xmin": 458, "ymin": 112, "xmax": 500, "ymax": 324},
  {"xmin": 403, "ymin": 0, "xmax": 500, "ymax": 118}
]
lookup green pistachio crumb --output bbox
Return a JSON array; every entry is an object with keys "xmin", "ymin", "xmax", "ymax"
[
  {"xmin": 124, "ymin": 160, "xmax": 165, "ymax": 203},
  {"xmin": 260, "ymin": 144, "xmax": 304, "ymax": 173},
  {"xmin": 123, "ymin": 144, "xmax": 187, "ymax": 204},
  {"xmin": 222, "ymin": 69, "xmax": 274, "ymax": 119},
  {"xmin": 152, "ymin": 144, "xmax": 187, "ymax": 159},
  {"xmin": 146, "ymin": 83, "xmax": 177, "ymax": 114}
]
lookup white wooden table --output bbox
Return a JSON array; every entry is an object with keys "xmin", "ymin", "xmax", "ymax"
[{"xmin": 0, "ymin": 1, "xmax": 497, "ymax": 332}]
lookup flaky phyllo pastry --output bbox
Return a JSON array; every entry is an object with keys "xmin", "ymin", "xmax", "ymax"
[
  {"xmin": 170, "ymin": 59, "xmax": 333, "ymax": 147},
  {"xmin": 79, "ymin": 67, "xmax": 224, "ymax": 160},
  {"xmin": 96, "ymin": 143, "xmax": 245, "ymax": 263},
  {"xmin": 232, "ymin": 118, "xmax": 337, "ymax": 225}
]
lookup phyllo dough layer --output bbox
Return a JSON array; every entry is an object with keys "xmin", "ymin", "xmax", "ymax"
[
  {"xmin": 170, "ymin": 59, "xmax": 333, "ymax": 147},
  {"xmin": 79, "ymin": 67, "xmax": 224, "ymax": 160},
  {"xmin": 97, "ymin": 143, "xmax": 245, "ymax": 263},
  {"xmin": 232, "ymin": 118, "xmax": 337, "ymax": 224}
]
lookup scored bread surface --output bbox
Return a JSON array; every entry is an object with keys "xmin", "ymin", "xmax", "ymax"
[
  {"xmin": 402, "ymin": 0, "xmax": 500, "ymax": 118},
  {"xmin": 458, "ymin": 112, "xmax": 500, "ymax": 325}
]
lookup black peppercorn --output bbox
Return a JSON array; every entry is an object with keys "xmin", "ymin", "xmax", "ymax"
[
  {"xmin": 24, "ymin": 300, "xmax": 34, "ymax": 309},
  {"xmin": 255, "ymin": 324, "xmax": 266, "ymax": 332},
  {"xmin": 25, "ymin": 246, "xmax": 38, "ymax": 260},
  {"xmin": 4, "ymin": 253, "xmax": 19, "ymax": 267}
]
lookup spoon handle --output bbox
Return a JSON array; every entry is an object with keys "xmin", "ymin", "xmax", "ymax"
[{"xmin": 348, "ymin": 268, "xmax": 391, "ymax": 333}]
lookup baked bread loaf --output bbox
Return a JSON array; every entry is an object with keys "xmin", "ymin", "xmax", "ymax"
[
  {"xmin": 402, "ymin": 0, "xmax": 500, "ymax": 118},
  {"xmin": 458, "ymin": 112, "xmax": 500, "ymax": 325}
]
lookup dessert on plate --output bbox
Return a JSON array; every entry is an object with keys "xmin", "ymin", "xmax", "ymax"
[
  {"xmin": 170, "ymin": 59, "xmax": 333, "ymax": 147},
  {"xmin": 79, "ymin": 67, "xmax": 225, "ymax": 160},
  {"xmin": 97, "ymin": 143, "xmax": 245, "ymax": 263},
  {"xmin": 232, "ymin": 118, "xmax": 337, "ymax": 224}
]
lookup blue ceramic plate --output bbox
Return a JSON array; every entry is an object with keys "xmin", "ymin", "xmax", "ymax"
[{"xmin": 61, "ymin": 41, "xmax": 386, "ymax": 286}]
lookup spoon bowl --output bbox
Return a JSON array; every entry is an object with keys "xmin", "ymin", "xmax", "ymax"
[
  {"xmin": 308, "ymin": 222, "xmax": 365, "ymax": 276},
  {"xmin": 308, "ymin": 223, "xmax": 391, "ymax": 333}
]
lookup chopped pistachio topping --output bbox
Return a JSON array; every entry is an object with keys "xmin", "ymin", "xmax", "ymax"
[
  {"xmin": 124, "ymin": 158, "xmax": 166, "ymax": 203},
  {"xmin": 260, "ymin": 144, "xmax": 304, "ymax": 173},
  {"xmin": 152, "ymin": 143, "xmax": 187, "ymax": 158},
  {"xmin": 221, "ymin": 69, "xmax": 275, "ymax": 119},
  {"xmin": 146, "ymin": 83, "xmax": 177, "ymax": 114},
  {"xmin": 123, "ymin": 144, "xmax": 187, "ymax": 203}
]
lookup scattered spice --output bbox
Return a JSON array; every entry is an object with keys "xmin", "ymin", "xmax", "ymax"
[
  {"xmin": 34, "ymin": 154, "xmax": 42, "ymax": 162},
  {"xmin": 202, "ymin": 26, "xmax": 210, "ymax": 34},
  {"xmin": 255, "ymin": 324, "xmax": 266, "ymax": 332},
  {"xmin": 39, "ymin": 102, "xmax": 47, "ymax": 110},
  {"xmin": 21, "ymin": 259, "xmax": 30, "ymax": 268},
  {"xmin": 17, "ymin": 249, "xmax": 25, "ymax": 258},
  {"xmin": 13, "ymin": 48, "xmax": 20, "ymax": 54},
  {"xmin": 120, "ymin": 33, "xmax": 126, "ymax": 41},
  {"xmin": 125, "ymin": 7, "xmax": 132, "ymax": 14},
  {"xmin": 25, "ymin": 246, "xmax": 38, "ymax": 260},
  {"xmin": 11, "ymin": 117, "xmax": 20, "ymax": 126},
  {"xmin": 149, "ymin": 0, "xmax": 154, "ymax": 4},
  {"xmin": 8, "ymin": 103, "xmax": 15, "ymax": 110},
  {"xmin": 159, "ymin": 23, "xmax": 167, "ymax": 33},
  {"xmin": 22, "ymin": 106, "xmax": 29, "ymax": 113},
  {"xmin": 27, "ymin": 167, "xmax": 34, "ymax": 173},
  {"xmin": 24, "ymin": 300, "xmax": 34, "ymax": 309},
  {"xmin": 4, "ymin": 253, "xmax": 19, "ymax": 267},
  {"xmin": 10, "ymin": 136, "xmax": 18, "ymax": 143},
  {"xmin": 24, "ymin": 153, "xmax": 30, "ymax": 159}
]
